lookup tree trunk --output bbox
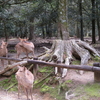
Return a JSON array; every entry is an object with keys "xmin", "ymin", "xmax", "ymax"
[
  {"xmin": 79, "ymin": 0, "xmax": 84, "ymax": 41},
  {"xmin": 29, "ymin": 19, "xmax": 34, "ymax": 40},
  {"xmin": 41, "ymin": 26, "xmax": 45, "ymax": 39},
  {"xmin": 57, "ymin": 0, "xmax": 69, "ymax": 40},
  {"xmin": 91, "ymin": 0, "xmax": 96, "ymax": 43},
  {"xmin": 3, "ymin": 20, "xmax": 8, "ymax": 41},
  {"xmin": 96, "ymin": 1, "xmax": 100, "ymax": 41}
]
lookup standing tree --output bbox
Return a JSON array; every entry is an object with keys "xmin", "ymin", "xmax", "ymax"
[
  {"xmin": 79, "ymin": 0, "xmax": 84, "ymax": 41},
  {"xmin": 57, "ymin": 0, "xmax": 69, "ymax": 40},
  {"xmin": 91, "ymin": 0, "xmax": 96, "ymax": 43},
  {"xmin": 96, "ymin": 0, "xmax": 100, "ymax": 41}
]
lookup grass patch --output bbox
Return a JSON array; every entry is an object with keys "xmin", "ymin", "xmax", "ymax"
[
  {"xmin": 38, "ymin": 66, "xmax": 53, "ymax": 73},
  {"xmin": 0, "ymin": 75, "xmax": 17, "ymax": 91},
  {"xmin": 72, "ymin": 60, "xmax": 80, "ymax": 65},
  {"xmin": 72, "ymin": 83, "xmax": 100, "ymax": 100},
  {"xmin": 8, "ymin": 49, "xmax": 16, "ymax": 53},
  {"xmin": 84, "ymin": 83, "xmax": 100, "ymax": 97},
  {"xmin": 92, "ymin": 56, "xmax": 100, "ymax": 62}
]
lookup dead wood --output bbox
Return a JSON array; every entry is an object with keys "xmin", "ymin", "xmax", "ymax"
[
  {"xmin": 33, "ymin": 72, "xmax": 53, "ymax": 86},
  {"xmin": 38, "ymin": 39, "xmax": 100, "ymax": 77},
  {"xmin": 6, "ymin": 83, "xmax": 17, "ymax": 91},
  {"xmin": 76, "ymin": 40, "xmax": 100, "ymax": 57},
  {"xmin": 0, "ymin": 61, "xmax": 27, "ymax": 76}
]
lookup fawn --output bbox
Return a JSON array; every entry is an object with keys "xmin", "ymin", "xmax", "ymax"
[
  {"xmin": 15, "ymin": 66, "xmax": 34, "ymax": 100},
  {"xmin": 0, "ymin": 41, "xmax": 8, "ymax": 67}
]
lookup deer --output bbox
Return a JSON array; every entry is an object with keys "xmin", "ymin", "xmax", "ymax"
[
  {"xmin": 15, "ymin": 38, "xmax": 34, "ymax": 58},
  {"xmin": 15, "ymin": 66, "xmax": 34, "ymax": 100},
  {"xmin": 0, "ymin": 41, "xmax": 8, "ymax": 67}
]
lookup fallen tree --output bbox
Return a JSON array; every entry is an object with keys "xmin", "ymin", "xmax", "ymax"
[
  {"xmin": 38, "ymin": 39, "xmax": 100, "ymax": 77},
  {"xmin": 0, "ymin": 61, "xmax": 27, "ymax": 76}
]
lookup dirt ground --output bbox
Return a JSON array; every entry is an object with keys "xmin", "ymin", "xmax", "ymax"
[{"xmin": 0, "ymin": 38, "xmax": 99, "ymax": 100}]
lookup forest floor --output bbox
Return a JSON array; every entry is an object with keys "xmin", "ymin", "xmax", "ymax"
[{"xmin": 0, "ymin": 37, "xmax": 100, "ymax": 100}]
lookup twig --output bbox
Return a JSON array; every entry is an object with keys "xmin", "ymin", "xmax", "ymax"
[
  {"xmin": 33, "ymin": 72, "xmax": 53, "ymax": 86},
  {"xmin": 6, "ymin": 82, "xmax": 17, "ymax": 91}
]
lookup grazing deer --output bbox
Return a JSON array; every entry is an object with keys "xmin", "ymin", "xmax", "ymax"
[
  {"xmin": 15, "ymin": 38, "xmax": 34, "ymax": 58},
  {"xmin": 0, "ymin": 41, "xmax": 8, "ymax": 66},
  {"xmin": 15, "ymin": 66, "xmax": 34, "ymax": 100}
]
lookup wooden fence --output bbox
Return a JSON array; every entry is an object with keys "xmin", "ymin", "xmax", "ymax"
[{"xmin": 0, "ymin": 57, "xmax": 100, "ymax": 82}]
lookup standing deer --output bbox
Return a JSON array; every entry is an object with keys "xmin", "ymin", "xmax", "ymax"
[
  {"xmin": 0, "ymin": 41, "xmax": 8, "ymax": 67},
  {"xmin": 15, "ymin": 66, "xmax": 34, "ymax": 100},
  {"xmin": 15, "ymin": 38, "xmax": 34, "ymax": 58}
]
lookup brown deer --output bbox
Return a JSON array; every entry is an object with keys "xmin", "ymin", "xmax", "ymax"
[
  {"xmin": 15, "ymin": 66, "xmax": 34, "ymax": 100},
  {"xmin": 15, "ymin": 38, "xmax": 34, "ymax": 58},
  {"xmin": 0, "ymin": 41, "xmax": 8, "ymax": 66}
]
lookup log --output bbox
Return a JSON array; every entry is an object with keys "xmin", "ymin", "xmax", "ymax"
[
  {"xmin": 76, "ymin": 40, "xmax": 100, "ymax": 57},
  {"xmin": 0, "ymin": 61, "xmax": 27, "ymax": 76},
  {"xmin": 28, "ymin": 60, "xmax": 100, "ymax": 72}
]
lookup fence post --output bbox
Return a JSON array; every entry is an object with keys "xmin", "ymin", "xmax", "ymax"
[
  {"xmin": 33, "ymin": 58, "xmax": 38, "ymax": 80},
  {"xmin": 93, "ymin": 62, "xmax": 100, "ymax": 82}
]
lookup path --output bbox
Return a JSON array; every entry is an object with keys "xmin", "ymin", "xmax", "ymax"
[{"xmin": 0, "ymin": 89, "xmax": 43, "ymax": 100}]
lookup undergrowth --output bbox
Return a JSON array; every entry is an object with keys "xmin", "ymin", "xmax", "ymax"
[
  {"xmin": 72, "ymin": 83, "xmax": 100, "ymax": 100},
  {"xmin": 0, "ymin": 75, "xmax": 17, "ymax": 91},
  {"xmin": 0, "ymin": 62, "xmax": 100, "ymax": 100}
]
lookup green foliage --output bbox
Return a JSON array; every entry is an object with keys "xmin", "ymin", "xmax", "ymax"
[
  {"xmin": 38, "ymin": 66, "xmax": 53, "ymax": 73},
  {"xmin": 72, "ymin": 83, "xmax": 100, "ymax": 100},
  {"xmin": 40, "ymin": 85, "xmax": 52, "ymax": 93},
  {"xmin": 8, "ymin": 49, "xmax": 16, "ymax": 53},
  {"xmin": 0, "ymin": 0, "xmax": 59, "ymax": 39},
  {"xmin": 72, "ymin": 60, "xmax": 80, "ymax": 65},
  {"xmin": 0, "ymin": 75, "xmax": 17, "ymax": 91},
  {"xmin": 85, "ymin": 83, "xmax": 100, "ymax": 97},
  {"xmin": 92, "ymin": 56, "xmax": 100, "ymax": 62},
  {"xmin": 49, "ymin": 85, "xmax": 66, "ymax": 100}
]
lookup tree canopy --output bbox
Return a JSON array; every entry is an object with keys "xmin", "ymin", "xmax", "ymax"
[{"xmin": 0, "ymin": 0, "xmax": 100, "ymax": 42}]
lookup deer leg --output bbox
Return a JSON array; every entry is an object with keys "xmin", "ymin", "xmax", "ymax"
[
  {"xmin": 25, "ymin": 88, "xmax": 29, "ymax": 100},
  {"xmin": 18, "ymin": 83, "xmax": 20, "ymax": 99},
  {"xmin": 1, "ymin": 59, "xmax": 4, "ymax": 67},
  {"xmin": 30, "ymin": 88, "xmax": 33, "ymax": 100}
]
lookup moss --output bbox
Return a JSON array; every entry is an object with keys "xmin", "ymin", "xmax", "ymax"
[
  {"xmin": 38, "ymin": 66, "xmax": 53, "ymax": 73},
  {"xmin": 49, "ymin": 85, "xmax": 65, "ymax": 100},
  {"xmin": 0, "ymin": 75, "xmax": 17, "ymax": 91},
  {"xmin": 71, "ymin": 83, "xmax": 100, "ymax": 100},
  {"xmin": 92, "ymin": 56, "xmax": 100, "ymax": 62},
  {"xmin": 72, "ymin": 60, "xmax": 80, "ymax": 65},
  {"xmin": 84, "ymin": 83, "xmax": 100, "ymax": 97},
  {"xmin": 66, "ymin": 80, "xmax": 72, "ymax": 84},
  {"xmin": 8, "ymin": 49, "xmax": 16, "ymax": 53},
  {"xmin": 40, "ymin": 85, "xmax": 52, "ymax": 93}
]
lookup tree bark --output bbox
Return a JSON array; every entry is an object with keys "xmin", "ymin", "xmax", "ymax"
[
  {"xmin": 0, "ymin": 61, "xmax": 27, "ymax": 76},
  {"xmin": 57, "ymin": 0, "xmax": 69, "ymax": 40},
  {"xmin": 91, "ymin": 0, "xmax": 96, "ymax": 43},
  {"xmin": 96, "ymin": 2, "xmax": 100, "ymax": 41},
  {"xmin": 29, "ymin": 19, "xmax": 34, "ymax": 40},
  {"xmin": 38, "ymin": 39, "xmax": 100, "ymax": 77},
  {"xmin": 79, "ymin": 0, "xmax": 84, "ymax": 41}
]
